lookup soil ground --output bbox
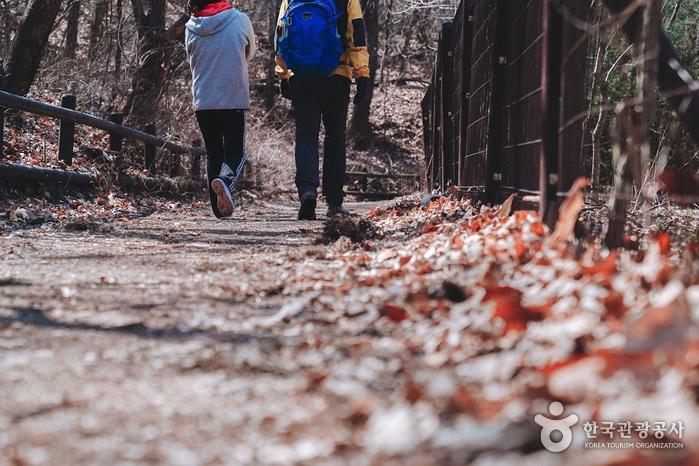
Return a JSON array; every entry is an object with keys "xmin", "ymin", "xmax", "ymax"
[
  {"xmin": 1, "ymin": 198, "xmax": 697, "ymax": 466},
  {"xmin": 0, "ymin": 201, "xmax": 396, "ymax": 466}
]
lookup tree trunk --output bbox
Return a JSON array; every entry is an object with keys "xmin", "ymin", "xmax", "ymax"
[
  {"xmin": 5, "ymin": 0, "xmax": 64, "ymax": 96},
  {"xmin": 124, "ymin": 0, "xmax": 188, "ymax": 128},
  {"xmin": 0, "ymin": 1, "xmax": 15, "ymax": 59},
  {"xmin": 264, "ymin": 0, "xmax": 281, "ymax": 109},
  {"xmin": 124, "ymin": 0, "xmax": 167, "ymax": 128},
  {"xmin": 591, "ymin": 80, "xmax": 609, "ymax": 188},
  {"xmin": 64, "ymin": 0, "xmax": 81, "ymax": 59},
  {"xmin": 350, "ymin": 0, "xmax": 378, "ymax": 150},
  {"xmin": 89, "ymin": 0, "xmax": 108, "ymax": 56},
  {"xmin": 605, "ymin": 0, "xmax": 660, "ymax": 249},
  {"xmin": 589, "ymin": 5, "xmax": 611, "ymax": 190},
  {"xmin": 633, "ymin": 0, "xmax": 659, "ymax": 190},
  {"xmin": 114, "ymin": 0, "xmax": 123, "ymax": 76}
]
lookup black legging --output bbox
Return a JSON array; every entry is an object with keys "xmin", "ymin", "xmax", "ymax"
[{"xmin": 195, "ymin": 109, "xmax": 246, "ymax": 217}]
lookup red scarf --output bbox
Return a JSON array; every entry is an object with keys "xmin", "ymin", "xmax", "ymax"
[{"xmin": 194, "ymin": 2, "xmax": 233, "ymax": 17}]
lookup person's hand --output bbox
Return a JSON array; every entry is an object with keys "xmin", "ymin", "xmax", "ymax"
[
  {"xmin": 354, "ymin": 77, "xmax": 370, "ymax": 105},
  {"xmin": 280, "ymin": 79, "xmax": 291, "ymax": 100}
]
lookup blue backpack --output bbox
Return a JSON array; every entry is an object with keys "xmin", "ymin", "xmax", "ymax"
[{"xmin": 278, "ymin": 0, "xmax": 345, "ymax": 78}]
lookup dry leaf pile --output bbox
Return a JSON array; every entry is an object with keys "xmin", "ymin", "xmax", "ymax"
[{"xmin": 243, "ymin": 194, "xmax": 699, "ymax": 464}]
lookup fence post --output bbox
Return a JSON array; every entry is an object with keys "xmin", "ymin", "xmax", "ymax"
[
  {"xmin": 144, "ymin": 124, "xmax": 156, "ymax": 175},
  {"xmin": 170, "ymin": 150, "xmax": 180, "ymax": 178},
  {"xmin": 457, "ymin": 9, "xmax": 473, "ymax": 188},
  {"xmin": 191, "ymin": 139, "xmax": 202, "ymax": 180},
  {"xmin": 109, "ymin": 113, "xmax": 123, "ymax": 151},
  {"xmin": 58, "ymin": 94, "xmax": 76, "ymax": 165},
  {"xmin": 0, "ymin": 62, "xmax": 5, "ymax": 160},
  {"xmin": 540, "ymin": 0, "xmax": 563, "ymax": 226},
  {"xmin": 421, "ymin": 87, "xmax": 434, "ymax": 191},
  {"xmin": 431, "ymin": 53, "xmax": 442, "ymax": 190},
  {"xmin": 440, "ymin": 21, "xmax": 455, "ymax": 189},
  {"xmin": 485, "ymin": 0, "xmax": 508, "ymax": 202}
]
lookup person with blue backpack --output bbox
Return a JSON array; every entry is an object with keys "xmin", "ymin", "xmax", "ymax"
[{"xmin": 275, "ymin": 0, "xmax": 371, "ymax": 220}]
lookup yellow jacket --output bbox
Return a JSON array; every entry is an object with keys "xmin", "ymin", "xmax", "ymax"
[{"xmin": 275, "ymin": 0, "xmax": 370, "ymax": 80}]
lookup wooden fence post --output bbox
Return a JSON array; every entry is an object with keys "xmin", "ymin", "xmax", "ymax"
[
  {"xmin": 170, "ymin": 150, "xmax": 180, "ymax": 178},
  {"xmin": 191, "ymin": 139, "xmax": 202, "ymax": 180},
  {"xmin": 58, "ymin": 94, "xmax": 76, "ymax": 165},
  {"xmin": 0, "ymin": 63, "xmax": 5, "ymax": 160},
  {"xmin": 144, "ymin": 124, "xmax": 156, "ymax": 175},
  {"xmin": 109, "ymin": 113, "xmax": 123, "ymax": 151}
]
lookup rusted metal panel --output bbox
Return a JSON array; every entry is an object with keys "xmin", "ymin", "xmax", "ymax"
[
  {"xmin": 451, "ymin": 1, "xmax": 472, "ymax": 188},
  {"xmin": 462, "ymin": 0, "xmax": 496, "ymax": 194},
  {"xmin": 431, "ymin": 47, "xmax": 443, "ymax": 190},
  {"xmin": 496, "ymin": 0, "xmax": 545, "ymax": 197},
  {"xmin": 440, "ymin": 21, "xmax": 455, "ymax": 187},
  {"xmin": 423, "ymin": 0, "xmax": 589, "ymax": 211}
]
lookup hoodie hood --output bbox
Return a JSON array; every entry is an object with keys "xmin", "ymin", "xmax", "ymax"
[{"xmin": 186, "ymin": 8, "xmax": 239, "ymax": 37}]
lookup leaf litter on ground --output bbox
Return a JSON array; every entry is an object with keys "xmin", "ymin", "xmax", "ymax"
[{"xmin": 263, "ymin": 179, "xmax": 699, "ymax": 464}]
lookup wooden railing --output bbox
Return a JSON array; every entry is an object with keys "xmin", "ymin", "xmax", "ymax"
[{"xmin": 0, "ymin": 86, "xmax": 205, "ymax": 183}]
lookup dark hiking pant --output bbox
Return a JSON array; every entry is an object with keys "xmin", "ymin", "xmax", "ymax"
[
  {"xmin": 195, "ymin": 109, "xmax": 246, "ymax": 218},
  {"xmin": 290, "ymin": 75, "xmax": 351, "ymax": 207}
]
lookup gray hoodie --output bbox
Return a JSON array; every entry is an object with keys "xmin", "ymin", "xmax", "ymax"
[{"xmin": 185, "ymin": 9, "xmax": 256, "ymax": 111}]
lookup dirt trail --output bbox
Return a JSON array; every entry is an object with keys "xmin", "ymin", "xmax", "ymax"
[
  {"xmin": 0, "ymin": 201, "xmax": 391, "ymax": 466},
  {"xmin": 3, "ymin": 199, "xmax": 697, "ymax": 466}
]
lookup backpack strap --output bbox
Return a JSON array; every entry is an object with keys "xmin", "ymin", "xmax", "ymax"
[{"xmin": 335, "ymin": 0, "xmax": 350, "ymax": 50}]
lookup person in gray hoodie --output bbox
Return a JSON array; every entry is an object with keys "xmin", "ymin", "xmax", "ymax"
[{"xmin": 185, "ymin": 0, "xmax": 256, "ymax": 218}]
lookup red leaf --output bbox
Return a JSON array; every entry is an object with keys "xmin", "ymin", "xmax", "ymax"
[
  {"xmin": 541, "ymin": 350, "xmax": 653, "ymax": 378},
  {"xmin": 580, "ymin": 252, "xmax": 618, "ymax": 278},
  {"xmin": 658, "ymin": 168, "xmax": 699, "ymax": 205},
  {"xmin": 421, "ymin": 223, "xmax": 439, "ymax": 235},
  {"xmin": 381, "ymin": 304, "xmax": 409, "ymax": 323},
  {"xmin": 484, "ymin": 286, "xmax": 545, "ymax": 332},
  {"xmin": 655, "ymin": 233, "xmax": 671, "ymax": 255},
  {"xmin": 497, "ymin": 193, "xmax": 516, "ymax": 219},
  {"xmin": 603, "ymin": 289, "xmax": 627, "ymax": 319},
  {"xmin": 404, "ymin": 380, "xmax": 424, "ymax": 404},
  {"xmin": 549, "ymin": 177, "xmax": 589, "ymax": 246}
]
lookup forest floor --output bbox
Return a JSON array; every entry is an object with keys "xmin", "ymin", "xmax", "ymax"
[{"xmin": 1, "ymin": 196, "xmax": 699, "ymax": 466}]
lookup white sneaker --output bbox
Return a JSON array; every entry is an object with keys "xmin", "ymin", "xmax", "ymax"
[{"xmin": 211, "ymin": 178, "xmax": 234, "ymax": 218}]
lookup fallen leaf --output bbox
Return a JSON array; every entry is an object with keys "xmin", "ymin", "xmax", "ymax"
[
  {"xmin": 498, "ymin": 193, "xmax": 516, "ymax": 219},
  {"xmin": 549, "ymin": 177, "xmax": 589, "ymax": 246}
]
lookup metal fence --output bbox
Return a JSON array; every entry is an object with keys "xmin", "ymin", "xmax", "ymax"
[{"xmin": 423, "ymin": 0, "xmax": 590, "ymax": 218}]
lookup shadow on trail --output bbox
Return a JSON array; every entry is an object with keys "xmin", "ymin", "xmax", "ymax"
[
  {"xmin": 1, "ymin": 307, "xmax": 282, "ymax": 347},
  {"xmin": 79, "ymin": 223, "xmax": 317, "ymax": 247}
]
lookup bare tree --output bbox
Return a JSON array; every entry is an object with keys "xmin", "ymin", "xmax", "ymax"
[
  {"xmin": 264, "ymin": 0, "xmax": 281, "ymax": 109},
  {"xmin": 605, "ymin": 0, "xmax": 660, "ymax": 249},
  {"xmin": 89, "ymin": 0, "xmax": 108, "ymax": 56},
  {"xmin": 5, "ymin": 0, "xmax": 64, "ymax": 95},
  {"xmin": 114, "ymin": 0, "xmax": 123, "ymax": 76},
  {"xmin": 64, "ymin": 0, "xmax": 81, "ymax": 59},
  {"xmin": 124, "ymin": 0, "xmax": 188, "ymax": 128}
]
